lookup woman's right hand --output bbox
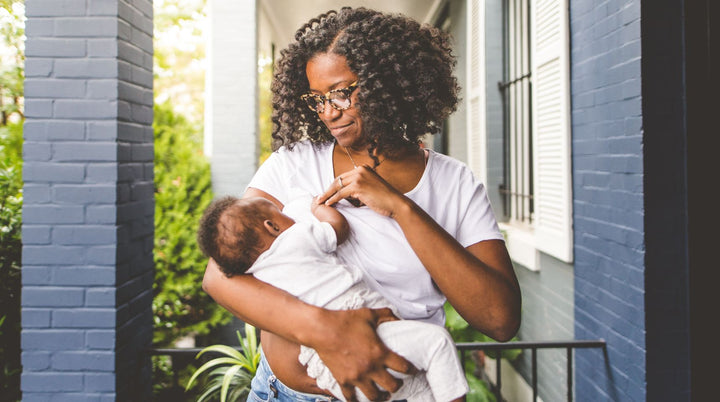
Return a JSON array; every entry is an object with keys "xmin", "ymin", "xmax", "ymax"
[
  {"xmin": 203, "ymin": 259, "xmax": 415, "ymax": 401},
  {"xmin": 318, "ymin": 165, "xmax": 407, "ymax": 218},
  {"xmin": 311, "ymin": 307, "xmax": 416, "ymax": 401}
]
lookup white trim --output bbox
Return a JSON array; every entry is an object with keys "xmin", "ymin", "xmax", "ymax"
[
  {"xmin": 466, "ymin": 0, "xmax": 488, "ymax": 184},
  {"xmin": 530, "ymin": 0, "xmax": 573, "ymax": 262},
  {"xmin": 500, "ymin": 222, "xmax": 539, "ymax": 271}
]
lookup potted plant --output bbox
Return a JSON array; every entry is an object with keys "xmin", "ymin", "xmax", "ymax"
[{"xmin": 186, "ymin": 323, "xmax": 261, "ymax": 402}]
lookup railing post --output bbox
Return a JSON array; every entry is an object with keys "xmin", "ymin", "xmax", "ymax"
[
  {"xmin": 532, "ymin": 348, "xmax": 538, "ymax": 402},
  {"xmin": 172, "ymin": 355, "xmax": 180, "ymax": 389},
  {"xmin": 567, "ymin": 347, "xmax": 573, "ymax": 402},
  {"xmin": 495, "ymin": 355, "xmax": 502, "ymax": 400}
]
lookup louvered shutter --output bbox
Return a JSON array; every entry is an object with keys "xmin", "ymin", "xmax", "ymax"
[
  {"xmin": 531, "ymin": 0, "xmax": 573, "ymax": 262},
  {"xmin": 466, "ymin": 0, "xmax": 487, "ymax": 183}
]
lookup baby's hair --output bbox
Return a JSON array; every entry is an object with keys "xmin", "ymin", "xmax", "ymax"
[{"xmin": 197, "ymin": 196, "xmax": 267, "ymax": 277}]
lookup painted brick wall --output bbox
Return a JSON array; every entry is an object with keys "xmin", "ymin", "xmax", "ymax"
[
  {"xmin": 21, "ymin": 1, "xmax": 154, "ymax": 400},
  {"xmin": 570, "ymin": 0, "xmax": 645, "ymax": 400}
]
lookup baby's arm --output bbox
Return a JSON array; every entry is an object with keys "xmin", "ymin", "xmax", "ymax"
[{"xmin": 311, "ymin": 196, "xmax": 350, "ymax": 245}]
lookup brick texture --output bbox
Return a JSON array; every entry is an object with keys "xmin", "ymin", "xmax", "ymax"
[
  {"xmin": 22, "ymin": 1, "xmax": 153, "ymax": 400},
  {"xmin": 570, "ymin": 1, "xmax": 645, "ymax": 400}
]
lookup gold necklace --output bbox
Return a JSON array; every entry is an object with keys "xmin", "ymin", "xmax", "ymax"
[{"xmin": 342, "ymin": 145, "xmax": 384, "ymax": 168}]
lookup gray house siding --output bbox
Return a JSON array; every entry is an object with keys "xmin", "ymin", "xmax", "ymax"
[
  {"xmin": 514, "ymin": 256, "xmax": 575, "ymax": 402},
  {"xmin": 21, "ymin": 0, "xmax": 154, "ymax": 400}
]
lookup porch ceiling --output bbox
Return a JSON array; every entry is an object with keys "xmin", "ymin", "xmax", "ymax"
[{"xmin": 261, "ymin": 0, "xmax": 442, "ymax": 49}]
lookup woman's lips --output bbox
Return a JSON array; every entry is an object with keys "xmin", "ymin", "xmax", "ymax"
[{"xmin": 329, "ymin": 122, "xmax": 353, "ymax": 136}]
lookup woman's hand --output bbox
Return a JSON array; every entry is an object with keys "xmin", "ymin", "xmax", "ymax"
[
  {"xmin": 317, "ymin": 165, "xmax": 407, "ymax": 218},
  {"xmin": 203, "ymin": 259, "xmax": 416, "ymax": 401},
  {"xmin": 317, "ymin": 168, "xmax": 521, "ymax": 341},
  {"xmin": 311, "ymin": 307, "xmax": 416, "ymax": 401}
]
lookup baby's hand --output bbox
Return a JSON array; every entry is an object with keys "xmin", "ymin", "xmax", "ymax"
[
  {"xmin": 311, "ymin": 195, "xmax": 350, "ymax": 244},
  {"xmin": 311, "ymin": 195, "xmax": 322, "ymax": 215}
]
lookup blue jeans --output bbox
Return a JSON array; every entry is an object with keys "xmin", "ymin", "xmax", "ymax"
[
  {"xmin": 247, "ymin": 352, "xmax": 408, "ymax": 402},
  {"xmin": 248, "ymin": 352, "xmax": 339, "ymax": 401}
]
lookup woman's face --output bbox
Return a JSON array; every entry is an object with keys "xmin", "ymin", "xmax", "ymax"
[{"xmin": 305, "ymin": 53, "xmax": 364, "ymax": 149}]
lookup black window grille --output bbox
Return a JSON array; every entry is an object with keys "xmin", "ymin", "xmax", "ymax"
[{"xmin": 499, "ymin": 0, "xmax": 534, "ymax": 224}]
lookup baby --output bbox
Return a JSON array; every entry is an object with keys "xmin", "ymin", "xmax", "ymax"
[{"xmin": 197, "ymin": 195, "xmax": 468, "ymax": 402}]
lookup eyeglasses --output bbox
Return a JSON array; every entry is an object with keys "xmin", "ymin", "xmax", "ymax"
[{"xmin": 300, "ymin": 81, "xmax": 358, "ymax": 113}]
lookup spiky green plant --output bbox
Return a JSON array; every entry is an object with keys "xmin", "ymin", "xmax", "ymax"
[{"xmin": 186, "ymin": 323, "xmax": 261, "ymax": 402}]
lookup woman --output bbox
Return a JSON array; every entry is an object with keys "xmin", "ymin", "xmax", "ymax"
[{"xmin": 202, "ymin": 7, "xmax": 521, "ymax": 402}]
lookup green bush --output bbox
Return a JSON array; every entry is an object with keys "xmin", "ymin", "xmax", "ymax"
[
  {"xmin": 0, "ymin": 121, "xmax": 22, "ymax": 401},
  {"xmin": 153, "ymin": 102, "xmax": 231, "ymax": 347}
]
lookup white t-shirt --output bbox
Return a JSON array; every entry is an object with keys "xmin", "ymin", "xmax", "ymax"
[
  {"xmin": 247, "ymin": 221, "xmax": 365, "ymax": 308},
  {"xmin": 247, "ymin": 141, "xmax": 503, "ymax": 325}
]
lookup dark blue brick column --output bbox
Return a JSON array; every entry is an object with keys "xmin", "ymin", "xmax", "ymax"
[
  {"xmin": 21, "ymin": 1, "xmax": 154, "ymax": 400},
  {"xmin": 570, "ymin": 0, "xmax": 645, "ymax": 401}
]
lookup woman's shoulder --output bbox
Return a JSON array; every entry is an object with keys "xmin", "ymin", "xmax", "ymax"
[
  {"xmin": 276, "ymin": 140, "xmax": 333, "ymax": 157},
  {"xmin": 264, "ymin": 140, "xmax": 333, "ymax": 170},
  {"xmin": 426, "ymin": 149, "xmax": 476, "ymax": 182}
]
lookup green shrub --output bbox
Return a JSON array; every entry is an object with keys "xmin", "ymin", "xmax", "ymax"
[
  {"xmin": 0, "ymin": 121, "xmax": 22, "ymax": 401},
  {"xmin": 153, "ymin": 102, "xmax": 231, "ymax": 347}
]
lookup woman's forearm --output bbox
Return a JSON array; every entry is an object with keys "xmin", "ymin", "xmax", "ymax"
[
  {"xmin": 202, "ymin": 259, "xmax": 326, "ymax": 346},
  {"xmin": 392, "ymin": 197, "xmax": 521, "ymax": 341},
  {"xmin": 202, "ymin": 258, "xmax": 412, "ymax": 399}
]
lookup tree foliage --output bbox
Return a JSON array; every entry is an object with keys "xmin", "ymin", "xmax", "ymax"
[
  {"xmin": 0, "ymin": 0, "xmax": 24, "ymax": 126},
  {"xmin": 0, "ymin": 122, "xmax": 22, "ymax": 401},
  {"xmin": 0, "ymin": 2, "xmax": 23, "ymax": 399},
  {"xmin": 153, "ymin": 0, "xmax": 206, "ymax": 125},
  {"xmin": 153, "ymin": 101, "xmax": 231, "ymax": 346}
]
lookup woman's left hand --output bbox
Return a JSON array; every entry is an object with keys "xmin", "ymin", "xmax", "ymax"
[{"xmin": 317, "ymin": 165, "xmax": 407, "ymax": 218}]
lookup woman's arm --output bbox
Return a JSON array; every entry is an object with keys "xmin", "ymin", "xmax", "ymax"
[
  {"xmin": 393, "ymin": 202, "xmax": 520, "ymax": 341},
  {"xmin": 201, "ymin": 187, "xmax": 413, "ymax": 400},
  {"xmin": 319, "ymin": 167, "xmax": 521, "ymax": 341}
]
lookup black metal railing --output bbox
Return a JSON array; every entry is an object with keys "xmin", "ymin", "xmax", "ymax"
[
  {"xmin": 456, "ymin": 339, "xmax": 606, "ymax": 402},
  {"xmin": 149, "ymin": 339, "xmax": 606, "ymax": 402}
]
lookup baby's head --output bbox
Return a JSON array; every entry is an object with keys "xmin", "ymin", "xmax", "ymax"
[{"xmin": 197, "ymin": 196, "xmax": 294, "ymax": 277}]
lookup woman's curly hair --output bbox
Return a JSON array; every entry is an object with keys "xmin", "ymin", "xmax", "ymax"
[{"xmin": 271, "ymin": 7, "xmax": 460, "ymax": 159}]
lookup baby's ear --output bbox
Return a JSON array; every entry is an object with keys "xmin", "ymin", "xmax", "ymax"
[{"xmin": 263, "ymin": 219, "xmax": 281, "ymax": 235}]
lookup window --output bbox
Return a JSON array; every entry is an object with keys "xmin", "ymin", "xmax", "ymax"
[
  {"xmin": 499, "ymin": 0, "xmax": 533, "ymax": 227},
  {"xmin": 468, "ymin": 0, "xmax": 573, "ymax": 264}
]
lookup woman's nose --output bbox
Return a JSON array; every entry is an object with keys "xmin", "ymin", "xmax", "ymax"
[{"xmin": 320, "ymin": 101, "xmax": 341, "ymax": 121}]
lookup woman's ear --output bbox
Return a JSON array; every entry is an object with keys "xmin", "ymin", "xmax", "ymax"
[{"xmin": 263, "ymin": 219, "xmax": 281, "ymax": 236}]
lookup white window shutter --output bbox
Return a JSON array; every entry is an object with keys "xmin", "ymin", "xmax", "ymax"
[
  {"xmin": 531, "ymin": 0, "xmax": 573, "ymax": 262},
  {"xmin": 466, "ymin": 0, "xmax": 487, "ymax": 184}
]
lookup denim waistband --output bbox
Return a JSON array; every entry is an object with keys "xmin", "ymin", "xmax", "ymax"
[{"xmin": 248, "ymin": 351, "xmax": 338, "ymax": 402}]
